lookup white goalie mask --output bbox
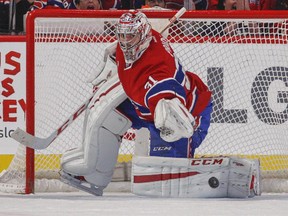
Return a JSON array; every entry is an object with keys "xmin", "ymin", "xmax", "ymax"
[{"xmin": 116, "ymin": 11, "xmax": 152, "ymax": 64}]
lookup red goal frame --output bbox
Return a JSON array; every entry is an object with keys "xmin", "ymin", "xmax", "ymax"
[{"xmin": 25, "ymin": 9, "xmax": 288, "ymax": 194}]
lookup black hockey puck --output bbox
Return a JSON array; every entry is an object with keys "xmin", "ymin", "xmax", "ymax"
[{"xmin": 208, "ymin": 177, "xmax": 219, "ymax": 188}]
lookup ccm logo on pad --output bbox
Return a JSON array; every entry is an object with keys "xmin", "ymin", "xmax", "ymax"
[{"xmin": 191, "ymin": 158, "xmax": 224, "ymax": 166}]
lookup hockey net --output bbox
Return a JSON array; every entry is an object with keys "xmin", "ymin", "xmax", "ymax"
[{"xmin": 0, "ymin": 10, "xmax": 287, "ymax": 194}]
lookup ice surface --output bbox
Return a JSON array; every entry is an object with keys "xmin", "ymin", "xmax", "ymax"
[{"xmin": 0, "ymin": 191, "xmax": 288, "ymax": 216}]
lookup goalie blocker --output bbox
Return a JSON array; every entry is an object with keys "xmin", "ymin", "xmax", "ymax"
[{"xmin": 132, "ymin": 156, "xmax": 261, "ymax": 198}]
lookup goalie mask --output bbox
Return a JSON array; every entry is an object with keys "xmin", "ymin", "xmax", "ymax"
[{"xmin": 116, "ymin": 11, "xmax": 152, "ymax": 64}]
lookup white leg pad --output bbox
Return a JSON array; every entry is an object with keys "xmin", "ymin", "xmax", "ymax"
[
  {"xmin": 62, "ymin": 127, "xmax": 119, "ymax": 174},
  {"xmin": 132, "ymin": 156, "xmax": 261, "ymax": 198},
  {"xmin": 61, "ymin": 146, "xmax": 84, "ymax": 164},
  {"xmin": 61, "ymin": 74, "xmax": 131, "ymax": 188},
  {"xmin": 61, "ymin": 149, "xmax": 84, "ymax": 165}
]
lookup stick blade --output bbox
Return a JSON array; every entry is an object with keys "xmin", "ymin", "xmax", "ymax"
[{"xmin": 11, "ymin": 128, "xmax": 46, "ymax": 150}]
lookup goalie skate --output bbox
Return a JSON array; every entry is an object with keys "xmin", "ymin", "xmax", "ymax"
[{"xmin": 60, "ymin": 170, "xmax": 104, "ymax": 196}]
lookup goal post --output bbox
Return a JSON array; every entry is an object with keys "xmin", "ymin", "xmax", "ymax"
[{"xmin": 1, "ymin": 9, "xmax": 287, "ymax": 194}]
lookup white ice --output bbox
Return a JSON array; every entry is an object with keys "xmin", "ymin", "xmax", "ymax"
[{"xmin": 1, "ymin": 191, "xmax": 288, "ymax": 216}]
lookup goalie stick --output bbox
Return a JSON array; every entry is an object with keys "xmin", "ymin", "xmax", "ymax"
[
  {"xmin": 10, "ymin": 7, "xmax": 187, "ymax": 150},
  {"xmin": 159, "ymin": 7, "xmax": 186, "ymax": 34},
  {"xmin": 11, "ymin": 94, "xmax": 94, "ymax": 150}
]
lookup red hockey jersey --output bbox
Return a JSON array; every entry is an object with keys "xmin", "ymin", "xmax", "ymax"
[{"xmin": 116, "ymin": 29, "xmax": 211, "ymax": 122}]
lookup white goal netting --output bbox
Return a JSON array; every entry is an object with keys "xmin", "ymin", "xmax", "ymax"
[{"xmin": 0, "ymin": 10, "xmax": 287, "ymax": 193}]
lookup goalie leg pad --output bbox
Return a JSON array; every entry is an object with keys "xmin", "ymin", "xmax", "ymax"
[
  {"xmin": 61, "ymin": 76, "xmax": 131, "ymax": 190},
  {"xmin": 131, "ymin": 156, "xmax": 261, "ymax": 198},
  {"xmin": 61, "ymin": 126, "xmax": 120, "ymax": 176},
  {"xmin": 60, "ymin": 125, "xmax": 122, "ymax": 195},
  {"xmin": 60, "ymin": 105, "xmax": 93, "ymax": 164},
  {"xmin": 61, "ymin": 147, "xmax": 84, "ymax": 165}
]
